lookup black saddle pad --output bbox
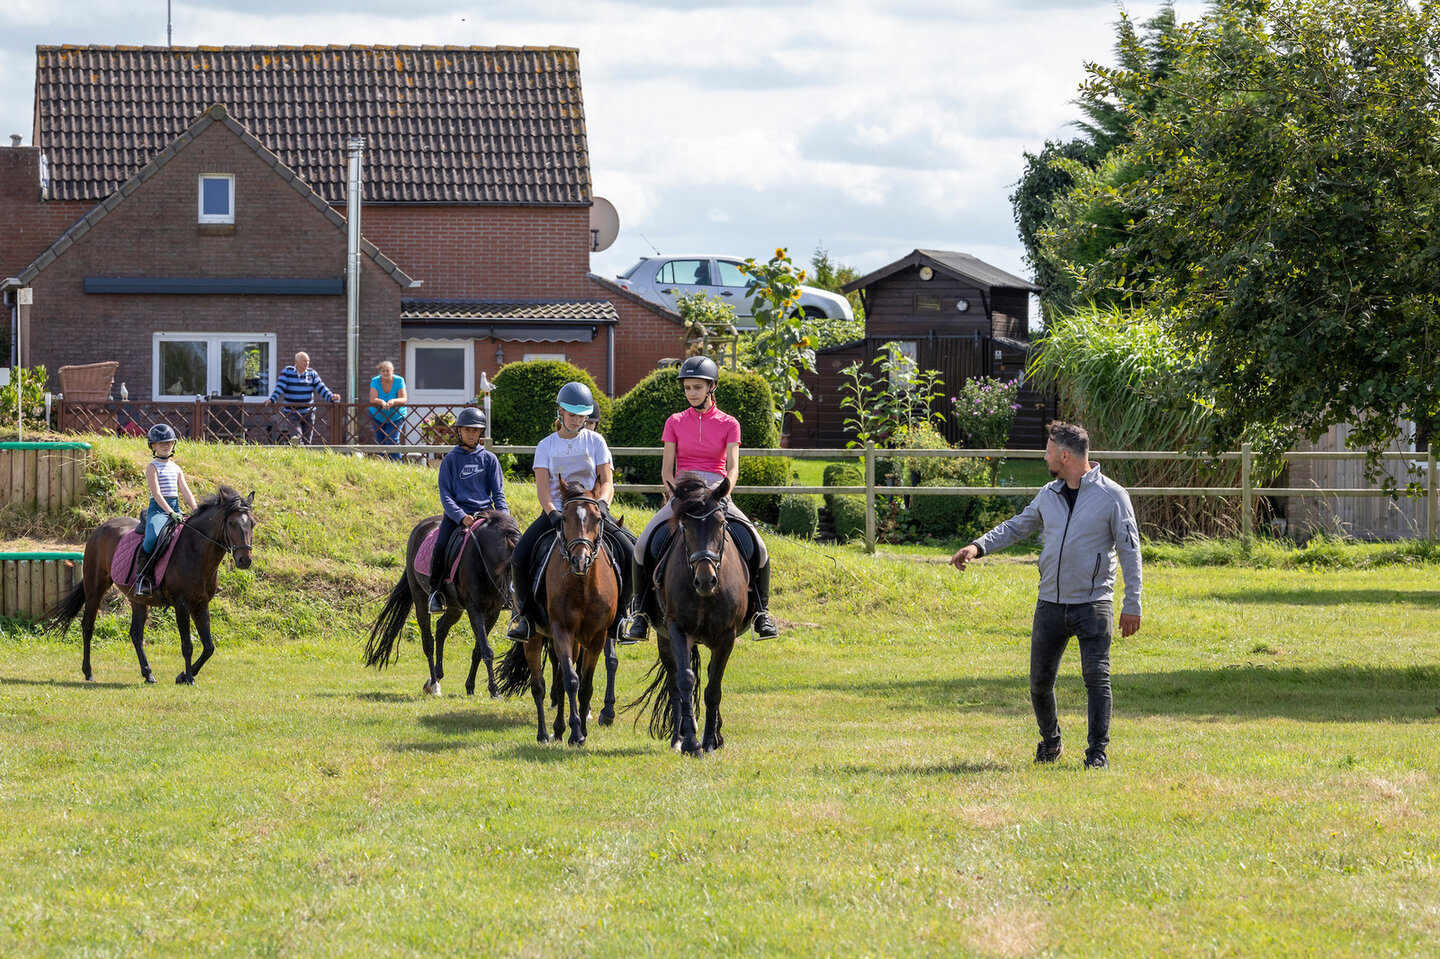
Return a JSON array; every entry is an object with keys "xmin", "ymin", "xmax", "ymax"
[
  {"xmin": 528, "ymin": 531, "xmax": 624, "ymax": 631},
  {"xmin": 648, "ymin": 519, "xmax": 756, "ymax": 569}
]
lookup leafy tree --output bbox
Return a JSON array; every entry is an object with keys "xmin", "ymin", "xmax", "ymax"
[
  {"xmin": 808, "ymin": 244, "xmax": 867, "ymax": 326},
  {"xmin": 1074, "ymin": 0, "xmax": 1440, "ymax": 465},
  {"xmin": 739, "ymin": 248, "xmax": 817, "ymax": 428}
]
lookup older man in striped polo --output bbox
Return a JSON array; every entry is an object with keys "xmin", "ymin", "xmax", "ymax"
[{"xmin": 265, "ymin": 351, "xmax": 341, "ymax": 444}]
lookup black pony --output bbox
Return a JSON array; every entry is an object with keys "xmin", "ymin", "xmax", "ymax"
[
  {"xmin": 630, "ymin": 472, "xmax": 750, "ymax": 754},
  {"xmin": 43, "ymin": 486, "xmax": 257, "ymax": 685},
  {"xmin": 365, "ymin": 510, "xmax": 521, "ymax": 697}
]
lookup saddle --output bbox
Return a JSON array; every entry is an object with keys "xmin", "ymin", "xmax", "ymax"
[
  {"xmin": 646, "ymin": 518, "xmax": 757, "ymax": 588},
  {"xmin": 414, "ymin": 520, "xmax": 485, "ymax": 592},
  {"xmin": 111, "ymin": 519, "xmax": 182, "ymax": 590}
]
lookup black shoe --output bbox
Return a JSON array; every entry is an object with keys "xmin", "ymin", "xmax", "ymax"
[
  {"xmin": 134, "ymin": 577, "xmax": 151, "ymax": 597},
  {"xmin": 1083, "ymin": 752, "xmax": 1108, "ymax": 770},
  {"xmin": 751, "ymin": 609, "xmax": 779, "ymax": 640},
  {"xmin": 506, "ymin": 614, "xmax": 531, "ymax": 642},
  {"xmin": 622, "ymin": 611, "xmax": 649, "ymax": 643},
  {"xmin": 427, "ymin": 591, "xmax": 446, "ymax": 614},
  {"xmin": 1034, "ymin": 739, "xmax": 1063, "ymax": 764}
]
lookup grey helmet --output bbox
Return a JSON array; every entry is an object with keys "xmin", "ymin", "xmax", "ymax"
[
  {"xmin": 676, "ymin": 356, "xmax": 719, "ymax": 383},
  {"xmin": 454, "ymin": 407, "xmax": 487, "ymax": 430},
  {"xmin": 556, "ymin": 382, "xmax": 595, "ymax": 416},
  {"xmin": 146, "ymin": 423, "xmax": 178, "ymax": 446}
]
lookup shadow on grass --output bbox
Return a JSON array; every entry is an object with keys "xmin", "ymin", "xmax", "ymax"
[
  {"xmin": 801, "ymin": 665, "xmax": 1440, "ymax": 723},
  {"xmin": 0, "ymin": 675, "xmax": 135, "ymax": 690},
  {"xmin": 1219, "ymin": 587, "xmax": 1440, "ymax": 607},
  {"xmin": 419, "ymin": 708, "xmax": 522, "ymax": 735},
  {"xmin": 832, "ymin": 758, "xmax": 1013, "ymax": 777},
  {"xmin": 493, "ymin": 742, "xmax": 653, "ymax": 762}
]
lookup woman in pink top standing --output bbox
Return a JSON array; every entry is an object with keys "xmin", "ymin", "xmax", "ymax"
[{"xmin": 623, "ymin": 356, "xmax": 779, "ymax": 641}]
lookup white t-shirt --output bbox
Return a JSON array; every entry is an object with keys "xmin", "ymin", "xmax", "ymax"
[{"xmin": 533, "ymin": 429, "xmax": 612, "ymax": 505}]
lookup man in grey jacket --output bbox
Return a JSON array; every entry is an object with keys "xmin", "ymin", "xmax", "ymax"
[{"xmin": 951, "ymin": 422, "xmax": 1142, "ymax": 769}]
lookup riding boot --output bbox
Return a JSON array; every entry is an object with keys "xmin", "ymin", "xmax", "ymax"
[
  {"xmin": 750, "ymin": 560, "xmax": 779, "ymax": 640},
  {"xmin": 133, "ymin": 548, "xmax": 154, "ymax": 596},
  {"xmin": 427, "ymin": 551, "xmax": 448, "ymax": 614},
  {"xmin": 620, "ymin": 556, "xmax": 652, "ymax": 644}
]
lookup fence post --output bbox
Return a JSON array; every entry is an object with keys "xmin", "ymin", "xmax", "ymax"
[
  {"xmin": 1429, "ymin": 444, "xmax": 1437, "ymax": 544},
  {"xmin": 1240, "ymin": 442, "xmax": 1253, "ymax": 544},
  {"xmin": 864, "ymin": 441, "xmax": 876, "ymax": 554},
  {"xmin": 192, "ymin": 398, "xmax": 204, "ymax": 441}
]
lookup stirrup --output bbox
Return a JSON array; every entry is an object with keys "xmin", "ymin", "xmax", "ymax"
[
  {"xmin": 621, "ymin": 611, "xmax": 649, "ymax": 643},
  {"xmin": 506, "ymin": 614, "xmax": 532, "ymax": 642},
  {"xmin": 427, "ymin": 591, "xmax": 446, "ymax": 614},
  {"xmin": 134, "ymin": 578, "xmax": 151, "ymax": 597},
  {"xmin": 751, "ymin": 609, "xmax": 779, "ymax": 640}
]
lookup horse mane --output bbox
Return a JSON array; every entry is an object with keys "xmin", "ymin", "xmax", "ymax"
[
  {"xmin": 558, "ymin": 479, "xmax": 592, "ymax": 504},
  {"xmin": 191, "ymin": 485, "xmax": 248, "ymax": 521},
  {"xmin": 668, "ymin": 472, "xmax": 713, "ymax": 528},
  {"xmin": 475, "ymin": 508, "xmax": 521, "ymax": 548}
]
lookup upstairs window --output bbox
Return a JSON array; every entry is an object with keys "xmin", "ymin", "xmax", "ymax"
[{"xmin": 199, "ymin": 174, "xmax": 235, "ymax": 224}]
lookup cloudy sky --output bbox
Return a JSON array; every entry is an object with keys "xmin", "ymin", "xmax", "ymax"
[{"xmin": 0, "ymin": 0, "xmax": 1204, "ymax": 285}]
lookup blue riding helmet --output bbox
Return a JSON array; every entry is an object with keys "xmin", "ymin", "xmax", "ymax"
[
  {"xmin": 454, "ymin": 407, "xmax": 487, "ymax": 430},
  {"xmin": 146, "ymin": 424, "xmax": 178, "ymax": 446},
  {"xmin": 556, "ymin": 382, "xmax": 595, "ymax": 416}
]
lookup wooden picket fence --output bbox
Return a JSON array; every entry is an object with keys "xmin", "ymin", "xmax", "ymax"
[{"xmin": 0, "ymin": 441, "xmax": 91, "ymax": 513}]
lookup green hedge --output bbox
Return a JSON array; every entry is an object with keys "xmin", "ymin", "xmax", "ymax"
[
  {"xmin": 490, "ymin": 361, "xmax": 611, "ymax": 470},
  {"xmin": 609, "ymin": 366, "xmax": 780, "ymax": 485},
  {"xmin": 777, "ymin": 493, "xmax": 820, "ymax": 539},
  {"xmin": 829, "ymin": 494, "xmax": 866, "ymax": 542},
  {"xmin": 734, "ymin": 455, "xmax": 791, "ymax": 524},
  {"xmin": 907, "ymin": 478, "xmax": 981, "ymax": 536},
  {"xmin": 821, "ymin": 462, "xmax": 862, "ymax": 512}
]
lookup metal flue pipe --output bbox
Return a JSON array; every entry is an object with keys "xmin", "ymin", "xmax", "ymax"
[{"xmin": 345, "ymin": 137, "xmax": 365, "ymax": 410}]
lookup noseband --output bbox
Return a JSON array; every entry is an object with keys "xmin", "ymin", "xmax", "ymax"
[{"xmin": 560, "ymin": 496, "xmax": 604, "ymax": 576}]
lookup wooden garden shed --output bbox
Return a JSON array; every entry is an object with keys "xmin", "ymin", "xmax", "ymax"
[{"xmin": 789, "ymin": 249, "xmax": 1053, "ymax": 449}]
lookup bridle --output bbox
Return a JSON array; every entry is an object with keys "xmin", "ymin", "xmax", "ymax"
[
  {"xmin": 680, "ymin": 501, "xmax": 728, "ymax": 573},
  {"xmin": 181, "ymin": 503, "xmax": 254, "ymax": 558},
  {"xmin": 559, "ymin": 496, "xmax": 604, "ymax": 576}
]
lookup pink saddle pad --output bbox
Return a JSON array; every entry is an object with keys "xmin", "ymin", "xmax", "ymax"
[
  {"xmin": 111, "ymin": 523, "xmax": 182, "ymax": 589},
  {"xmin": 414, "ymin": 518, "xmax": 492, "ymax": 588}
]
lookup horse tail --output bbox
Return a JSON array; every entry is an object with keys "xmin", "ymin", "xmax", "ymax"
[
  {"xmin": 364, "ymin": 574, "xmax": 413, "ymax": 669},
  {"xmin": 495, "ymin": 640, "xmax": 543, "ymax": 698},
  {"xmin": 624, "ymin": 654, "xmax": 677, "ymax": 741},
  {"xmin": 40, "ymin": 581, "xmax": 87, "ymax": 636}
]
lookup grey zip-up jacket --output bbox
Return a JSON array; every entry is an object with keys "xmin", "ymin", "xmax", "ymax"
[{"xmin": 973, "ymin": 463, "xmax": 1142, "ymax": 616}]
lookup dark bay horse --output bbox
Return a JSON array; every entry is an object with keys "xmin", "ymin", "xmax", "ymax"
[
  {"xmin": 498, "ymin": 480, "xmax": 622, "ymax": 745},
  {"xmin": 631, "ymin": 472, "xmax": 750, "ymax": 755},
  {"xmin": 43, "ymin": 486, "xmax": 256, "ymax": 685},
  {"xmin": 365, "ymin": 510, "xmax": 520, "ymax": 698}
]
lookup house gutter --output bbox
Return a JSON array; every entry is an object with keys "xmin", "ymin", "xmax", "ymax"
[{"xmin": 345, "ymin": 137, "xmax": 365, "ymax": 408}]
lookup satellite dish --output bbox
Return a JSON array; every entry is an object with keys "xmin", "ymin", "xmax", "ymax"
[{"xmin": 589, "ymin": 196, "xmax": 619, "ymax": 252}]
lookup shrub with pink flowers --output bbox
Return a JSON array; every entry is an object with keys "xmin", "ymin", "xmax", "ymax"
[{"xmin": 951, "ymin": 377, "xmax": 1021, "ymax": 451}]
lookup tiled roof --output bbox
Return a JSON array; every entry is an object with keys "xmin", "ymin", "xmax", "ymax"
[
  {"xmin": 33, "ymin": 45, "xmax": 591, "ymax": 206},
  {"xmin": 401, "ymin": 299, "xmax": 618, "ymax": 322},
  {"xmin": 17, "ymin": 104, "xmax": 415, "ymax": 290},
  {"xmin": 844, "ymin": 249, "xmax": 1039, "ymax": 293}
]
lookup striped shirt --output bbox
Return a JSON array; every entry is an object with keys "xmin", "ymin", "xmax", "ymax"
[
  {"xmin": 150, "ymin": 458, "xmax": 180, "ymax": 499},
  {"xmin": 269, "ymin": 365, "xmax": 335, "ymax": 406}
]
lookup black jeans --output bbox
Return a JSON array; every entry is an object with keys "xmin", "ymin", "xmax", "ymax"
[{"xmin": 1030, "ymin": 600, "xmax": 1113, "ymax": 758}]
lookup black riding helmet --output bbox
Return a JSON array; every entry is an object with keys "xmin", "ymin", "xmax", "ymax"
[
  {"xmin": 147, "ymin": 423, "xmax": 178, "ymax": 457},
  {"xmin": 677, "ymin": 356, "xmax": 719, "ymax": 410},
  {"xmin": 454, "ymin": 407, "xmax": 487, "ymax": 430}
]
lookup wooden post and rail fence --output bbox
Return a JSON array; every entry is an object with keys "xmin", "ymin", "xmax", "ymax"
[{"xmin": 3, "ymin": 437, "xmax": 1437, "ymax": 618}]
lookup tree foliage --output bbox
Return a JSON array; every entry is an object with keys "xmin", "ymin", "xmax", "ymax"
[{"xmin": 1071, "ymin": 0, "xmax": 1440, "ymax": 461}]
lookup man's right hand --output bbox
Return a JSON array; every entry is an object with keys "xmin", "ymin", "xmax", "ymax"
[{"xmin": 950, "ymin": 544, "xmax": 980, "ymax": 571}]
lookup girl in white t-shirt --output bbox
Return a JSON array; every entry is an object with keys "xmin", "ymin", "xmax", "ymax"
[{"xmin": 506, "ymin": 383, "xmax": 635, "ymax": 641}]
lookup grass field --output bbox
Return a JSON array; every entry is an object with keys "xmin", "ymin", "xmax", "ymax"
[{"xmin": 2, "ymin": 437, "xmax": 1438, "ymax": 956}]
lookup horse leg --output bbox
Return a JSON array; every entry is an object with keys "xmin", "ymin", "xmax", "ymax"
[
  {"xmin": 462, "ymin": 606, "xmax": 499, "ymax": 698},
  {"xmin": 421, "ymin": 609, "xmax": 460, "ymax": 697},
  {"xmin": 81, "ymin": 590, "xmax": 99, "ymax": 682},
  {"xmin": 598, "ymin": 633, "xmax": 618, "ymax": 726},
  {"xmin": 129, "ymin": 604, "xmax": 155, "ymax": 684},
  {"xmin": 186, "ymin": 603, "xmax": 217, "ymax": 679},
  {"xmin": 666, "ymin": 621, "xmax": 700, "ymax": 754},
  {"xmin": 578, "ymin": 642, "xmax": 601, "ymax": 741},
  {"xmin": 702, "ymin": 641, "xmax": 733, "ymax": 753},
  {"xmin": 523, "ymin": 638, "xmax": 550, "ymax": 744},
  {"xmin": 175, "ymin": 604, "xmax": 196, "ymax": 686},
  {"xmin": 553, "ymin": 632, "xmax": 585, "ymax": 747}
]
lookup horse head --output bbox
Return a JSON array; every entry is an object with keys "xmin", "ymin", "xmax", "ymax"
[
  {"xmin": 193, "ymin": 486, "xmax": 257, "ymax": 569},
  {"xmin": 668, "ymin": 471, "xmax": 732, "ymax": 597},
  {"xmin": 557, "ymin": 475, "xmax": 604, "ymax": 577}
]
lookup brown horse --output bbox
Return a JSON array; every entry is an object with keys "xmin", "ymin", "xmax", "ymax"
[
  {"xmin": 43, "ymin": 486, "xmax": 257, "ymax": 685},
  {"xmin": 631, "ymin": 472, "xmax": 750, "ymax": 755},
  {"xmin": 364, "ymin": 509, "xmax": 520, "ymax": 698},
  {"xmin": 498, "ymin": 480, "xmax": 621, "ymax": 745}
]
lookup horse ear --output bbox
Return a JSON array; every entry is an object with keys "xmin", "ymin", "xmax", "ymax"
[
  {"xmin": 713, "ymin": 473, "xmax": 733, "ymax": 500},
  {"xmin": 245, "ymin": 491, "xmax": 256, "ymax": 506},
  {"xmin": 665, "ymin": 479, "xmax": 677, "ymax": 497}
]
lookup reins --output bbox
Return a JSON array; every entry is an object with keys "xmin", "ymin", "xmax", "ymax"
[{"xmin": 179, "ymin": 503, "xmax": 253, "ymax": 556}]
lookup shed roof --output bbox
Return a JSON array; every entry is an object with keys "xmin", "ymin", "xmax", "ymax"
[
  {"xmin": 32, "ymin": 45, "xmax": 591, "ymax": 206},
  {"xmin": 843, "ymin": 249, "xmax": 1039, "ymax": 294}
]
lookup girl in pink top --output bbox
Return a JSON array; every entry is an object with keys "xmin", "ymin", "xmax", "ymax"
[{"xmin": 624, "ymin": 356, "xmax": 778, "ymax": 641}]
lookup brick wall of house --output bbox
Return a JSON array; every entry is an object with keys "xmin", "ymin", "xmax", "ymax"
[
  {"xmin": 23, "ymin": 122, "xmax": 402, "ymax": 399},
  {"xmin": 362, "ymin": 205, "xmax": 595, "ymax": 299},
  {"xmin": 0, "ymin": 148, "xmax": 93, "ymax": 279}
]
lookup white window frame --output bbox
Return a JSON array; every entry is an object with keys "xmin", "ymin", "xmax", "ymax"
[
  {"xmin": 404, "ymin": 339, "xmax": 474, "ymax": 403},
  {"xmin": 198, "ymin": 173, "xmax": 235, "ymax": 224},
  {"xmin": 152, "ymin": 332, "xmax": 276, "ymax": 400}
]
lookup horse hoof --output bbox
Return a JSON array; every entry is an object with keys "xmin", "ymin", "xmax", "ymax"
[
  {"xmin": 598, "ymin": 709, "xmax": 615, "ymax": 726},
  {"xmin": 176, "ymin": 672, "xmax": 194, "ymax": 686},
  {"xmin": 142, "ymin": 671, "xmax": 156, "ymax": 684},
  {"xmin": 465, "ymin": 684, "xmax": 476, "ymax": 697},
  {"xmin": 423, "ymin": 681, "xmax": 441, "ymax": 697}
]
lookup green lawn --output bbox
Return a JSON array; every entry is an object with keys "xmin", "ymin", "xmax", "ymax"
[{"xmin": 1, "ymin": 437, "xmax": 1438, "ymax": 956}]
